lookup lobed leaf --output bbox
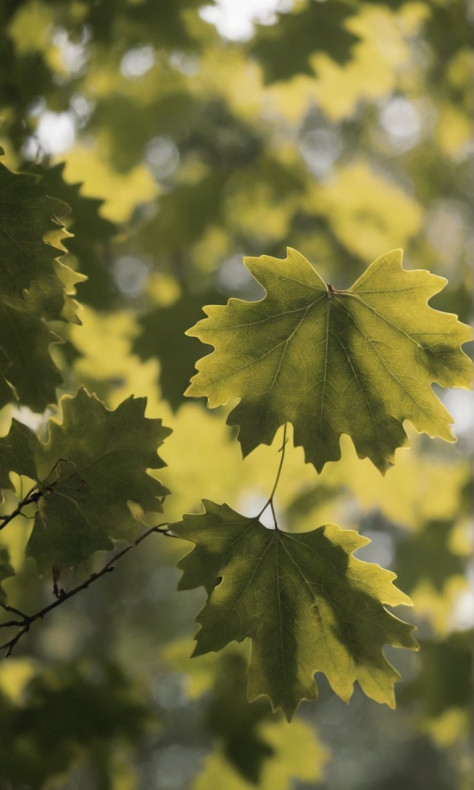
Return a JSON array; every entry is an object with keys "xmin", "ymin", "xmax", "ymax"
[
  {"xmin": 0, "ymin": 162, "xmax": 84, "ymax": 322},
  {"xmin": 0, "ymin": 388, "xmax": 171, "ymax": 570},
  {"xmin": 0, "ymin": 161, "xmax": 86, "ymax": 410},
  {"xmin": 172, "ymin": 500, "xmax": 417, "ymax": 720},
  {"xmin": 0, "ymin": 303, "xmax": 62, "ymax": 411},
  {"xmin": 186, "ymin": 248, "xmax": 472, "ymax": 473}
]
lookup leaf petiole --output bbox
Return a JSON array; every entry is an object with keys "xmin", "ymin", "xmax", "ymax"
[{"xmin": 257, "ymin": 423, "xmax": 288, "ymax": 529}]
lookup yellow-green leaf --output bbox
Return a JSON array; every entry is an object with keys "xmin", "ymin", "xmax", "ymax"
[{"xmin": 186, "ymin": 249, "xmax": 471, "ymax": 473}]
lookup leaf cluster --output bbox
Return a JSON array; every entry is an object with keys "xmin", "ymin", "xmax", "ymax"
[{"xmin": 0, "ymin": 0, "xmax": 472, "ymax": 786}]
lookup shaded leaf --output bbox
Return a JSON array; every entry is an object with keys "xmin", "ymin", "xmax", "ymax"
[
  {"xmin": 35, "ymin": 162, "xmax": 117, "ymax": 309},
  {"xmin": 250, "ymin": 0, "xmax": 359, "ymax": 83},
  {"xmin": 0, "ymin": 161, "xmax": 86, "ymax": 410},
  {"xmin": 186, "ymin": 248, "xmax": 472, "ymax": 473},
  {"xmin": 173, "ymin": 500, "xmax": 417, "ymax": 719},
  {"xmin": 0, "ymin": 162, "xmax": 81, "ymax": 322},
  {"xmin": 402, "ymin": 631, "xmax": 472, "ymax": 718},
  {"xmin": 193, "ymin": 717, "xmax": 328, "ymax": 790},
  {"xmin": 137, "ymin": 171, "xmax": 228, "ymax": 262},
  {"xmin": 0, "ymin": 416, "xmax": 39, "ymax": 489},
  {"xmin": 134, "ymin": 289, "xmax": 225, "ymax": 410},
  {"xmin": 82, "ymin": 0, "xmax": 206, "ymax": 49},
  {"xmin": 395, "ymin": 519, "xmax": 466, "ymax": 594},
  {"xmin": 0, "ymin": 388, "xmax": 171, "ymax": 570},
  {"xmin": 205, "ymin": 651, "xmax": 275, "ymax": 783},
  {"xmin": 0, "ymin": 302, "xmax": 62, "ymax": 411},
  {"xmin": 0, "ymin": 547, "xmax": 14, "ymax": 604},
  {"xmin": 0, "ymin": 661, "xmax": 151, "ymax": 788}
]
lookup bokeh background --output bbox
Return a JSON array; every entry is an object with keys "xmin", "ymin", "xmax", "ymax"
[{"xmin": 0, "ymin": 1, "xmax": 472, "ymax": 788}]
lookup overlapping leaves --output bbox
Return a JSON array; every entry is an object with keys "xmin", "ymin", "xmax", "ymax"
[
  {"xmin": 186, "ymin": 249, "xmax": 472, "ymax": 473},
  {"xmin": 250, "ymin": 0, "xmax": 359, "ymax": 83},
  {"xmin": 134, "ymin": 289, "xmax": 225, "ymax": 410},
  {"xmin": 35, "ymin": 163, "xmax": 117, "ymax": 308},
  {"xmin": 172, "ymin": 500, "xmax": 417, "ymax": 719},
  {"xmin": 0, "ymin": 162, "xmax": 85, "ymax": 410},
  {"xmin": 0, "ymin": 388, "xmax": 171, "ymax": 570}
]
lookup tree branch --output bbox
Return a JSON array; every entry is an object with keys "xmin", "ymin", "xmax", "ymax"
[
  {"xmin": 0, "ymin": 523, "xmax": 175, "ymax": 656},
  {"xmin": 0, "ymin": 486, "xmax": 44, "ymax": 532}
]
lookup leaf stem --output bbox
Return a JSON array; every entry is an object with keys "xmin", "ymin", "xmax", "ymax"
[
  {"xmin": 257, "ymin": 423, "xmax": 288, "ymax": 529},
  {"xmin": 0, "ymin": 522, "xmax": 175, "ymax": 656}
]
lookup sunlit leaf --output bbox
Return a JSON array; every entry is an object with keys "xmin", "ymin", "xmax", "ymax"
[
  {"xmin": 193, "ymin": 717, "xmax": 328, "ymax": 790},
  {"xmin": 310, "ymin": 5, "xmax": 425, "ymax": 120},
  {"xmin": 36, "ymin": 163, "xmax": 117, "ymax": 308},
  {"xmin": 61, "ymin": 146, "xmax": 157, "ymax": 223},
  {"xmin": 187, "ymin": 248, "xmax": 471, "ymax": 473},
  {"xmin": 306, "ymin": 162, "xmax": 423, "ymax": 261}
]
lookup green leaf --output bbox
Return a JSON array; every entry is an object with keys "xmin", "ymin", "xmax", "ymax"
[
  {"xmin": 172, "ymin": 500, "xmax": 417, "ymax": 720},
  {"xmin": 137, "ymin": 172, "xmax": 228, "ymax": 260},
  {"xmin": 134, "ymin": 289, "xmax": 225, "ymax": 411},
  {"xmin": 193, "ymin": 717, "xmax": 328, "ymax": 790},
  {"xmin": 186, "ymin": 248, "xmax": 472, "ymax": 473},
  {"xmin": 0, "ymin": 547, "xmax": 15, "ymax": 604},
  {"xmin": 0, "ymin": 416, "xmax": 39, "ymax": 489},
  {"xmin": 395, "ymin": 519, "xmax": 466, "ymax": 594},
  {"xmin": 205, "ymin": 651, "xmax": 276, "ymax": 783},
  {"xmin": 0, "ymin": 302, "xmax": 63, "ymax": 411},
  {"xmin": 0, "ymin": 388, "xmax": 171, "ymax": 570},
  {"xmin": 0, "ymin": 161, "xmax": 86, "ymax": 409},
  {"xmin": 0, "ymin": 661, "xmax": 151, "ymax": 788},
  {"xmin": 34, "ymin": 163, "xmax": 117, "ymax": 309},
  {"xmin": 0, "ymin": 162, "xmax": 81, "ymax": 320},
  {"xmin": 402, "ymin": 631, "xmax": 472, "ymax": 719},
  {"xmin": 249, "ymin": 0, "xmax": 359, "ymax": 83}
]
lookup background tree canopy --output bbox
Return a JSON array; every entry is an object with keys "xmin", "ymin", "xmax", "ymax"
[{"xmin": 0, "ymin": 1, "xmax": 472, "ymax": 788}]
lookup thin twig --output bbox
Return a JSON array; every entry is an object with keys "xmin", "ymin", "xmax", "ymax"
[
  {"xmin": 0, "ymin": 602, "xmax": 27, "ymax": 619},
  {"xmin": 0, "ymin": 486, "xmax": 43, "ymax": 532},
  {"xmin": 0, "ymin": 459, "xmax": 80, "ymax": 533},
  {"xmin": 0, "ymin": 523, "xmax": 175, "ymax": 656}
]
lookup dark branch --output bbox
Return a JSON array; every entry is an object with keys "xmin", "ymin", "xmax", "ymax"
[
  {"xmin": 0, "ymin": 486, "xmax": 44, "ymax": 532},
  {"xmin": 0, "ymin": 459, "xmax": 81, "ymax": 533},
  {"xmin": 0, "ymin": 523, "xmax": 175, "ymax": 656}
]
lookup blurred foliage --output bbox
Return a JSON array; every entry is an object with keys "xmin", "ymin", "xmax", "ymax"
[
  {"xmin": 0, "ymin": 0, "xmax": 472, "ymax": 788},
  {"xmin": 0, "ymin": 659, "xmax": 154, "ymax": 788}
]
